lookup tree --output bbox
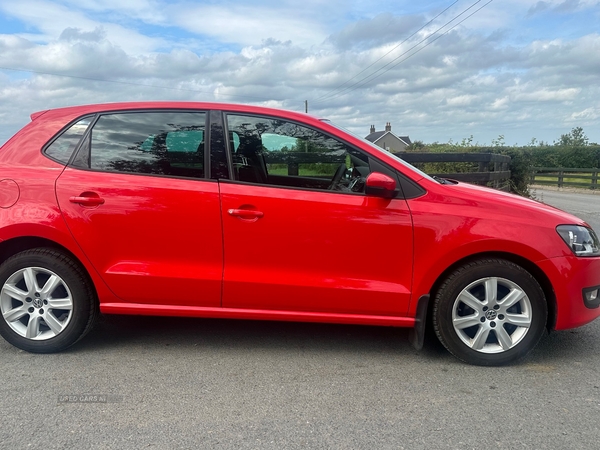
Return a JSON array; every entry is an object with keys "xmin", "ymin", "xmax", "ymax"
[
  {"xmin": 406, "ymin": 140, "xmax": 425, "ymax": 151},
  {"xmin": 491, "ymin": 134, "xmax": 505, "ymax": 147},
  {"xmin": 556, "ymin": 127, "xmax": 589, "ymax": 146}
]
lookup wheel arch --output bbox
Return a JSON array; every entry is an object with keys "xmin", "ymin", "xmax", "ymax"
[
  {"xmin": 0, "ymin": 236, "xmax": 101, "ymax": 307},
  {"xmin": 0, "ymin": 236, "xmax": 76, "ymax": 266},
  {"xmin": 427, "ymin": 251, "xmax": 557, "ymax": 332}
]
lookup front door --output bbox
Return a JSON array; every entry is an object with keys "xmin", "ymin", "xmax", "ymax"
[{"xmin": 220, "ymin": 113, "xmax": 413, "ymax": 316}]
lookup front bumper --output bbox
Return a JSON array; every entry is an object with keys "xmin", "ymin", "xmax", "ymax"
[{"xmin": 537, "ymin": 255, "xmax": 600, "ymax": 330}]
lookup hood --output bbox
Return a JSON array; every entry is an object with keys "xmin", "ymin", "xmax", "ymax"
[{"xmin": 441, "ymin": 180, "xmax": 587, "ymax": 227}]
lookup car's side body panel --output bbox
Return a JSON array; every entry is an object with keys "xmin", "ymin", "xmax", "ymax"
[
  {"xmin": 219, "ymin": 181, "xmax": 414, "ymax": 316},
  {"xmin": 405, "ymin": 190, "xmax": 577, "ymax": 300},
  {"xmin": 0, "ymin": 164, "xmax": 121, "ymax": 307},
  {"xmin": 55, "ymin": 168, "xmax": 224, "ymax": 307}
]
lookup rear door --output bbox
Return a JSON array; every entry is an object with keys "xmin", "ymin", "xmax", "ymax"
[{"xmin": 55, "ymin": 110, "xmax": 223, "ymax": 307}]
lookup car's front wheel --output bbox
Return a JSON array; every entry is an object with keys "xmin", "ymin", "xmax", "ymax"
[
  {"xmin": 433, "ymin": 259, "xmax": 547, "ymax": 366},
  {"xmin": 0, "ymin": 248, "xmax": 97, "ymax": 353}
]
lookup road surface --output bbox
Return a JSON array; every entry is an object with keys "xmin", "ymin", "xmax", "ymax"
[{"xmin": 531, "ymin": 186, "xmax": 600, "ymax": 233}]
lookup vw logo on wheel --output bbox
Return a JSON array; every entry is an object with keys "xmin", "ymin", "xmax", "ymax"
[
  {"xmin": 33, "ymin": 298, "xmax": 44, "ymax": 308},
  {"xmin": 485, "ymin": 310, "xmax": 498, "ymax": 320}
]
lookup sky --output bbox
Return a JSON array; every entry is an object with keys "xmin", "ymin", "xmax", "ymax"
[{"xmin": 1, "ymin": 0, "xmax": 600, "ymax": 146}]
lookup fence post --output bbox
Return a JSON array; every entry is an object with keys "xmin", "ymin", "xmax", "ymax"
[
  {"xmin": 593, "ymin": 170, "xmax": 598, "ymax": 190},
  {"xmin": 493, "ymin": 161, "xmax": 499, "ymax": 188},
  {"xmin": 558, "ymin": 170, "xmax": 564, "ymax": 188},
  {"xmin": 288, "ymin": 162, "xmax": 299, "ymax": 176}
]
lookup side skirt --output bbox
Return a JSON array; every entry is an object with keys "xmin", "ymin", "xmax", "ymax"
[{"xmin": 100, "ymin": 303, "xmax": 416, "ymax": 328}]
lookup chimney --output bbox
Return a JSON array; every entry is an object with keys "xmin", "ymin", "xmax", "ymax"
[
  {"xmin": 385, "ymin": 122, "xmax": 391, "ymax": 132},
  {"xmin": 370, "ymin": 125, "xmax": 375, "ymax": 134}
]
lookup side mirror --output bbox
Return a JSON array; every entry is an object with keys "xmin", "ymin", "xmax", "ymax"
[{"xmin": 365, "ymin": 172, "xmax": 398, "ymax": 199}]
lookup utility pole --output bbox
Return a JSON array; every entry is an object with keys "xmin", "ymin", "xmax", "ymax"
[{"xmin": 305, "ymin": 100, "xmax": 308, "ymax": 113}]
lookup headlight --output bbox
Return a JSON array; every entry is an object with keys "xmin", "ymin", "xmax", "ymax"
[{"xmin": 556, "ymin": 225, "xmax": 600, "ymax": 257}]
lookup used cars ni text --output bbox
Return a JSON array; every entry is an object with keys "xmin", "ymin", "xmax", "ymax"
[{"xmin": 0, "ymin": 102, "xmax": 599, "ymax": 365}]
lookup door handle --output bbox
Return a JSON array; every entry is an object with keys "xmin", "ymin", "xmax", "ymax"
[
  {"xmin": 227, "ymin": 209, "xmax": 264, "ymax": 219},
  {"xmin": 69, "ymin": 193, "xmax": 105, "ymax": 206}
]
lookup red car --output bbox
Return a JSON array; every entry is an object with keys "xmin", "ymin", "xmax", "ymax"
[{"xmin": 0, "ymin": 102, "xmax": 598, "ymax": 365}]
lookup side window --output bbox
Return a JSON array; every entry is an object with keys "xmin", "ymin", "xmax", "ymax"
[
  {"xmin": 44, "ymin": 117, "xmax": 92, "ymax": 164},
  {"xmin": 226, "ymin": 115, "xmax": 371, "ymax": 192},
  {"xmin": 85, "ymin": 112, "xmax": 206, "ymax": 179}
]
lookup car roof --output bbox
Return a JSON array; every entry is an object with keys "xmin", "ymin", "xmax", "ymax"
[{"xmin": 31, "ymin": 102, "xmax": 320, "ymax": 124}]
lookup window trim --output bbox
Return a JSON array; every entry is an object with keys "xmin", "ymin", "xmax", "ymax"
[
  {"xmin": 208, "ymin": 110, "xmax": 231, "ymax": 180},
  {"xmin": 68, "ymin": 114, "xmax": 99, "ymax": 168}
]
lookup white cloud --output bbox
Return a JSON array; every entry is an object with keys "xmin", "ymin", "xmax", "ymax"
[
  {"xmin": 0, "ymin": 0, "xmax": 164, "ymax": 53},
  {"xmin": 511, "ymin": 87, "xmax": 581, "ymax": 102},
  {"xmin": 568, "ymin": 106, "xmax": 600, "ymax": 122},
  {"xmin": 491, "ymin": 97, "xmax": 510, "ymax": 110},
  {"xmin": 445, "ymin": 94, "xmax": 478, "ymax": 106},
  {"xmin": 1, "ymin": 0, "xmax": 600, "ymax": 146},
  {"xmin": 170, "ymin": 3, "xmax": 331, "ymax": 48}
]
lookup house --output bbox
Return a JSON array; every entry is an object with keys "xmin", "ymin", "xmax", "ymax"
[{"xmin": 365, "ymin": 123, "xmax": 411, "ymax": 152}]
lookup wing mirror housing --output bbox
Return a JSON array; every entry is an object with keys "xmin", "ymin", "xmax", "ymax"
[{"xmin": 365, "ymin": 172, "xmax": 399, "ymax": 199}]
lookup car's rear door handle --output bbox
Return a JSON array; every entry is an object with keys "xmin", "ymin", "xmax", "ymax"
[
  {"xmin": 69, "ymin": 193, "xmax": 105, "ymax": 206},
  {"xmin": 227, "ymin": 209, "xmax": 264, "ymax": 219}
]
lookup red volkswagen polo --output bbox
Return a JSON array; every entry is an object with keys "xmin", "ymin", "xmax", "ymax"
[{"xmin": 0, "ymin": 102, "xmax": 598, "ymax": 365}]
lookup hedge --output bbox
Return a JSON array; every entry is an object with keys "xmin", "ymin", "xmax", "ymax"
[{"xmin": 405, "ymin": 144, "xmax": 600, "ymax": 197}]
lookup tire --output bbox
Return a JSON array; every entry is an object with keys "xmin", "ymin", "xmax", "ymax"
[
  {"xmin": 0, "ymin": 248, "xmax": 97, "ymax": 353},
  {"xmin": 433, "ymin": 259, "xmax": 547, "ymax": 366}
]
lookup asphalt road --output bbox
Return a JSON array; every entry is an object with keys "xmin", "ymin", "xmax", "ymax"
[
  {"xmin": 1, "ymin": 189, "xmax": 600, "ymax": 449},
  {"xmin": 530, "ymin": 186, "xmax": 600, "ymax": 233}
]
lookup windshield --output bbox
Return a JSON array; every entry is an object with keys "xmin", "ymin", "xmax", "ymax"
[{"xmin": 322, "ymin": 119, "xmax": 438, "ymax": 183}]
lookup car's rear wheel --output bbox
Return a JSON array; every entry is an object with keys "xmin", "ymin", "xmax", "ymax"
[
  {"xmin": 433, "ymin": 259, "xmax": 547, "ymax": 366},
  {"xmin": 0, "ymin": 249, "xmax": 97, "ymax": 353}
]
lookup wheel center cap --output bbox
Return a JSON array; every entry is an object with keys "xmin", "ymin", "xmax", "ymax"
[
  {"xmin": 485, "ymin": 310, "xmax": 497, "ymax": 320},
  {"xmin": 33, "ymin": 298, "xmax": 44, "ymax": 308}
]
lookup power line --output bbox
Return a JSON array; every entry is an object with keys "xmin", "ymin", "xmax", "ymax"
[
  {"xmin": 360, "ymin": 1, "xmax": 494, "ymax": 88},
  {"xmin": 312, "ymin": 0, "xmax": 485, "ymax": 103},
  {"xmin": 311, "ymin": 0, "xmax": 493, "ymax": 105},
  {"xmin": 313, "ymin": 0, "xmax": 459, "ymax": 102}
]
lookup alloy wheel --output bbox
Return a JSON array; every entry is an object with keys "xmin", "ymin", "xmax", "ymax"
[
  {"xmin": 1, "ymin": 267, "xmax": 74, "ymax": 340},
  {"xmin": 451, "ymin": 276, "xmax": 532, "ymax": 354}
]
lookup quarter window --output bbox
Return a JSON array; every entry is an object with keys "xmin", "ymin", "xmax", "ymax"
[
  {"xmin": 44, "ymin": 117, "xmax": 92, "ymax": 164},
  {"xmin": 226, "ymin": 115, "xmax": 371, "ymax": 192},
  {"xmin": 82, "ymin": 112, "xmax": 206, "ymax": 179}
]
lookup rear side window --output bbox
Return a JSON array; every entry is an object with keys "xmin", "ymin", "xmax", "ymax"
[
  {"xmin": 44, "ymin": 117, "xmax": 92, "ymax": 164},
  {"xmin": 81, "ymin": 111, "xmax": 207, "ymax": 179}
]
